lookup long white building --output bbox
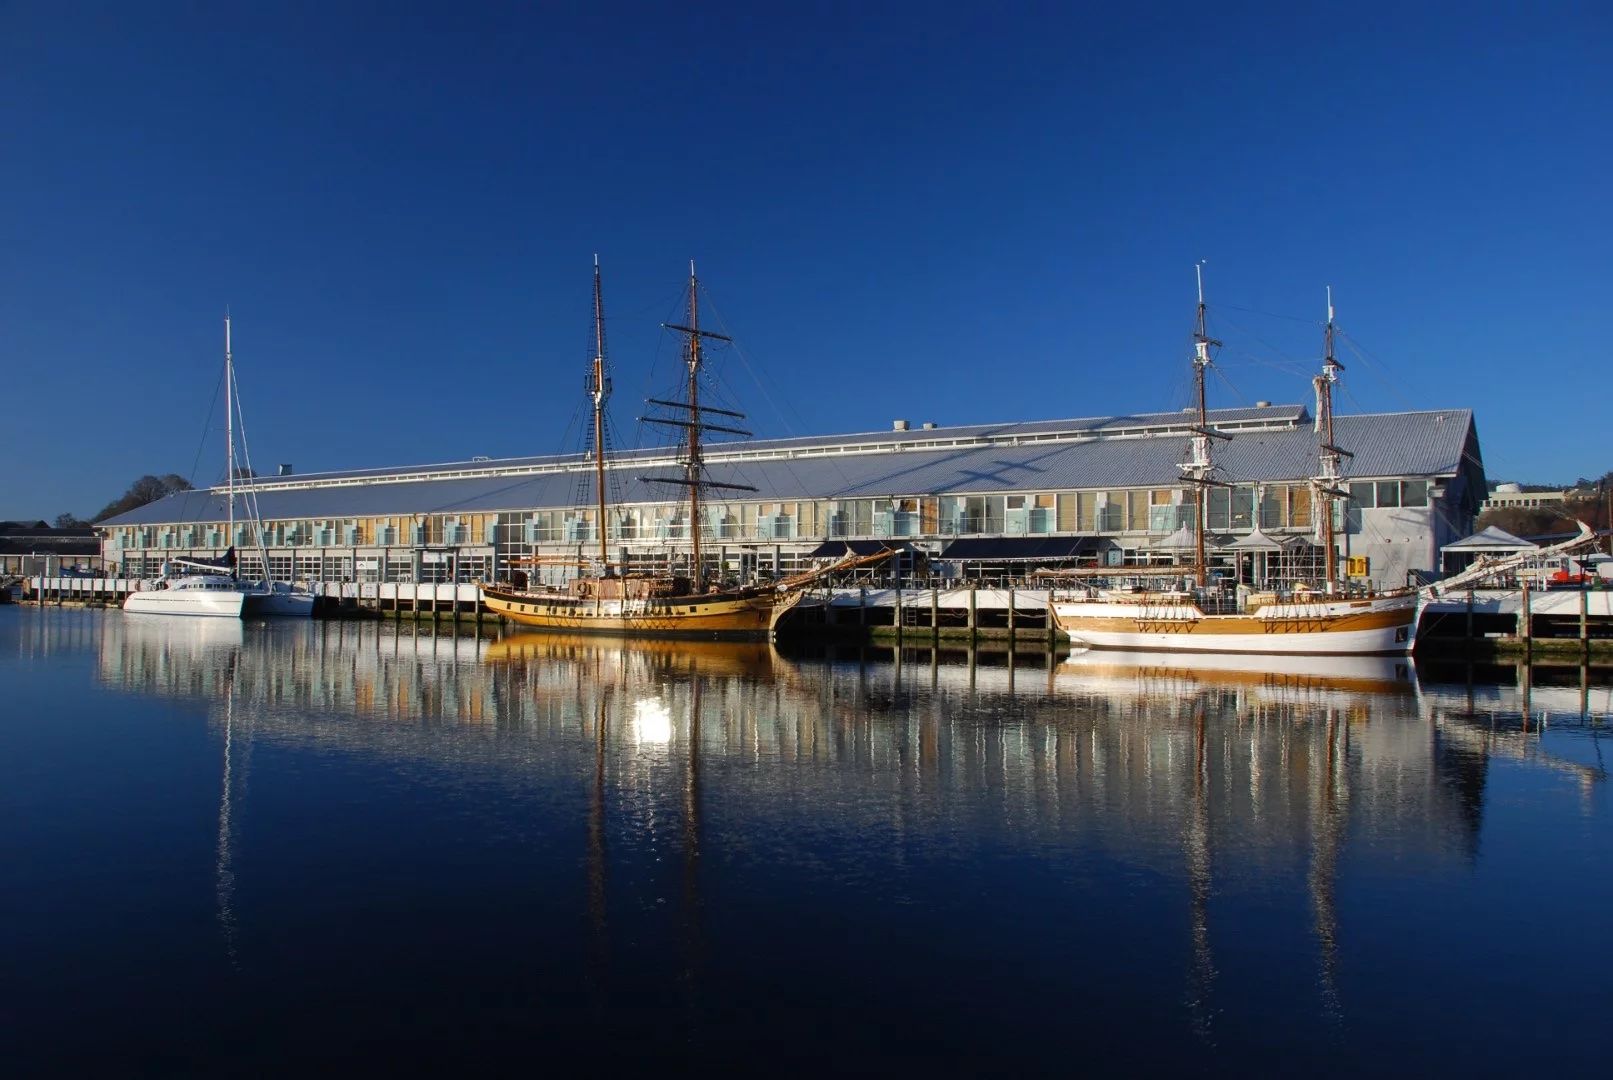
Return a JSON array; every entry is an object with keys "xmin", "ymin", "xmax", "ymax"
[{"xmin": 100, "ymin": 402, "xmax": 1487, "ymax": 591}]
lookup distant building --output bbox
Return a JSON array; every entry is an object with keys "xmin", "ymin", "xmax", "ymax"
[
  {"xmin": 1481, "ymin": 483, "xmax": 1567, "ymax": 511},
  {"xmin": 100, "ymin": 403, "xmax": 1488, "ymax": 592},
  {"xmin": 0, "ymin": 521, "xmax": 104, "ymax": 576}
]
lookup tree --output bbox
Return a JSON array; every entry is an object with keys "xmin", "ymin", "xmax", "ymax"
[
  {"xmin": 92, "ymin": 474, "xmax": 194, "ymax": 522},
  {"xmin": 53, "ymin": 513, "xmax": 87, "ymax": 528}
]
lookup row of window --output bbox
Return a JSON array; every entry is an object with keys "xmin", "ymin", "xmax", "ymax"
[{"xmin": 110, "ymin": 480, "xmax": 1433, "ymax": 550}]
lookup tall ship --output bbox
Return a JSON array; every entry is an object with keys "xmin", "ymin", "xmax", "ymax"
[
  {"xmin": 480, "ymin": 261, "xmax": 883, "ymax": 640},
  {"xmin": 1049, "ymin": 274, "xmax": 1420, "ymax": 655}
]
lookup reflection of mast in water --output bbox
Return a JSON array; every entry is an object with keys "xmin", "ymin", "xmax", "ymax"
[
  {"xmin": 215, "ymin": 650, "xmax": 246, "ymax": 966},
  {"xmin": 1184, "ymin": 698, "xmax": 1216, "ymax": 1038},
  {"xmin": 1309, "ymin": 706, "xmax": 1348, "ymax": 1023},
  {"xmin": 681, "ymin": 672, "xmax": 705, "ymax": 1002},
  {"xmin": 586, "ymin": 686, "xmax": 611, "ymax": 1002}
]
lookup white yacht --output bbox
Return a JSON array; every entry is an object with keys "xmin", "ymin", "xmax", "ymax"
[
  {"xmin": 122, "ymin": 315, "xmax": 315, "ymax": 619},
  {"xmin": 123, "ymin": 563, "xmax": 248, "ymax": 618}
]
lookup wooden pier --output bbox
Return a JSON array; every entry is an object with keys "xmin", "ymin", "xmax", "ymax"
[{"xmin": 17, "ymin": 576, "xmax": 1613, "ymax": 659}]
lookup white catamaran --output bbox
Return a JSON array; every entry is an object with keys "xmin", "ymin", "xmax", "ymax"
[{"xmin": 123, "ymin": 316, "xmax": 314, "ymax": 619}]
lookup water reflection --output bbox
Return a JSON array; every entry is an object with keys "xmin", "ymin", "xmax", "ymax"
[{"xmin": 69, "ymin": 613, "xmax": 1612, "ymax": 1057}]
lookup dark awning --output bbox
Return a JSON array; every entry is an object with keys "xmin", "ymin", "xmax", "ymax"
[
  {"xmin": 807, "ymin": 539, "xmax": 904, "ymax": 558},
  {"xmin": 938, "ymin": 537, "xmax": 1090, "ymax": 561}
]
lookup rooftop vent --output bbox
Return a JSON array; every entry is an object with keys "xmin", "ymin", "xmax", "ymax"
[
  {"xmin": 921, "ymin": 421, "xmax": 937, "ymax": 430},
  {"xmin": 1255, "ymin": 400, "xmax": 1272, "ymax": 408},
  {"xmin": 892, "ymin": 419, "xmax": 910, "ymax": 431},
  {"xmin": 277, "ymin": 464, "xmax": 294, "ymax": 476}
]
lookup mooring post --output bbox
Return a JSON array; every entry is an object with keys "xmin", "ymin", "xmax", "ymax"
[
  {"xmin": 894, "ymin": 587, "xmax": 903, "ymax": 643},
  {"xmin": 1519, "ymin": 581, "xmax": 1532, "ymax": 662},
  {"xmin": 858, "ymin": 585, "xmax": 867, "ymax": 627},
  {"xmin": 1465, "ymin": 589, "xmax": 1474, "ymax": 642},
  {"xmin": 1007, "ymin": 586, "xmax": 1016, "ymax": 645},
  {"xmin": 967, "ymin": 584, "xmax": 977, "ymax": 642},
  {"xmin": 1580, "ymin": 587, "xmax": 1589, "ymax": 659},
  {"xmin": 930, "ymin": 586, "xmax": 939, "ymax": 643}
]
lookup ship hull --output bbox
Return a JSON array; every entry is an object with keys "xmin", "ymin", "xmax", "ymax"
[
  {"xmin": 1051, "ymin": 594, "xmax": 1417, "ymax": 655},
  {"xmin": 480, "ymin": 585, "xmax": 798, "ymax": 640}
]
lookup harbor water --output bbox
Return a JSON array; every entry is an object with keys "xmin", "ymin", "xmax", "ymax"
[{"xmin": 3, "ymin": 609, "xmax": 1610, "ymax": 1073}]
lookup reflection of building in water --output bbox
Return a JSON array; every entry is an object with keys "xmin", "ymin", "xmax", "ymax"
[
  {"xmin": 94, "ymin": 615, "xmax": 1608, "ymax": 1020},
  {"xmin": 91, "ymin": 617, "xmax": 1564, "ymax": 876}
]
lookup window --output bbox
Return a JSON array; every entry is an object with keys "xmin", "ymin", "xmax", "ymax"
[
  {"xmin": 1288, "ymin": 485, "xmax": 1313, "ymax": 528},
  {"xmin": 1126, "ymin": 490, "xmax": 1149, "ymax": 531},
  {"xmin": 1230, "ymin": 487, "xmax": 1254, "ymax": 530},
  {"xmin": 1259, "ymin": 487, "xmax": 1284, "ymax": 529},
  {"xmin": 1349, "ymin": 481, "xmax": 1376, "ymax": 508},
  {"xmin": 1375, "ymin": 480, "xmax": 1401, "ymax": 508},
  {"xmin": 1077, "ymin": 492, "xmax": 1096, "ymax": 531},
  {"xmin": 1401, "ymin": 479, "xmax": 1429, "ymax": 507},
  {"xmin": 1056, "ymin": 493, "xmax": 1077, "ymax": 532}
]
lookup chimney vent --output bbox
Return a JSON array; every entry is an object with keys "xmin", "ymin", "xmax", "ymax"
[
  {"xmin": 892, "ymin": 419, "xmax": 910, "ymax": 431},
  {"xmin": 277, "ymin": 464, "xmax": 294, "ymax": 476},
  {"xmin": 921, "ymin": 421, "xmax": 937, "ymax": 430},
  {"xmin": 1255, "ymin": 400, "xmax": 1272, "ymax": 408}
]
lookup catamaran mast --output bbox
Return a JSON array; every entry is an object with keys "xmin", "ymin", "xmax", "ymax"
[
  {"xmin": 1314, "ymin": 288, "xmax": 1350, "ymax": 594},
  {"xmin": 591, "ymin": 257, "xmax": 610, "ymax": 571},
  {"xmin": 225, "ymin": 314, "xmax": 234, "ymax": 554}
]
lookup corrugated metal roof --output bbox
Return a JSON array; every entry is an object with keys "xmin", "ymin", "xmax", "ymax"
[{"xmin": 104, "ymin": 407, "xmax": 1478, "ymax": 526}]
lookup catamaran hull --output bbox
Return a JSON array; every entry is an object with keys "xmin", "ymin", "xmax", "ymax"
[
  {"xmin": 123, "ymin": 590, "xmax": 246, "ymax": 618},
  {"xmin": 480, "ymin": 586, "xmax": 798, "ymax": 640},
  {"xmin": 243, "ymin": 590, "xmax": 315, "ymax": 617},
  {"xmin": 1051, "ymin": 597, "xmax": 1417, "ymax": 655}
]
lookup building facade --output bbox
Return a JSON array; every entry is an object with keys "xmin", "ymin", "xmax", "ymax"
[{"xmin": 100, "ymin": 403, "xmax": 1488, "ymax": 591}]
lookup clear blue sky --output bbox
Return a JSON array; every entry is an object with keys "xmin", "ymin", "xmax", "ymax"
[{"xmin": 3, "ymin": 2, "xmax": 1608, "ymax": 520}]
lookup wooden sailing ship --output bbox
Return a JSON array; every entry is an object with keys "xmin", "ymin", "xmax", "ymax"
[
  {"xmin": 1050, "ymin": 274, "xmax": 1421, "ymax": 655},
  {"xmin": 481, "ymin": 261, "xmax": 885, "ymax": 640}
]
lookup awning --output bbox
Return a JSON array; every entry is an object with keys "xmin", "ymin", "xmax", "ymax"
[
  {"xmin": 938, "ymin": 537, "xmax": 1090, "ymax": 561},
  {"xmin": 807, "ymin": 539, "xmax": 904, "ymax": 558},
  {"xmin": 1224, "ymin": 529, "xmax": 1287, "ymax": 551}
]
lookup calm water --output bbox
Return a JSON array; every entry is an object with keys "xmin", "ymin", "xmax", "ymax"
[{"xmin": 3, "ymin": 609, "xmax": 1609, "ymax": 1074}]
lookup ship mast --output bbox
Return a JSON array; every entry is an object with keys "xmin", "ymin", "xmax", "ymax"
[
  {"xmin": 644, "ymin": 264, "xmax": 755, "ymax": 589},
  {"xmin": 685, "ymin": 264, "xmax": 704, "ymax": 583},
  {"xmin": 591, "ymin": 256, "xmax": 611, "ymax": 571},
  {"xmin": 1182, "ymin": 264, "xmax": 1223, "ymax": 588},
  {"xmin": 1313, "ymin": 288, "xmax": 1352, "ymax": 594}
]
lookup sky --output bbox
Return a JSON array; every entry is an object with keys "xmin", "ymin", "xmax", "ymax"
[{"xmin": 3, "ymin": 2, "xmax": 1609, "ymax": 520}]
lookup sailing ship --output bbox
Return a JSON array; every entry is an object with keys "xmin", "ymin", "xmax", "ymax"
[
  {"xmin": 124, "ymin": 317, "xmax": 314, "ymax": 618},
  {"xmin": 480, "ymin": 261, "xmax": 885, "ymax": 640},
  {"xmin": 1049, "ymin": 274, "xmax": 1420, "ymax": 655}
]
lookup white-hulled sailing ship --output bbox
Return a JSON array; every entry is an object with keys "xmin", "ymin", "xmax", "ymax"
[
  {"xmin": 1049, "ymin": 277, "xmax": 1600, "ymax": 656},
  {"xmin": 480, "ymin": 261, "xmax": 888, "ymax": 640},
  {"xmin": 1049, "ymin": 275, "xmax": 1421, "ymax": 655}
]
